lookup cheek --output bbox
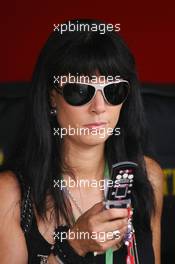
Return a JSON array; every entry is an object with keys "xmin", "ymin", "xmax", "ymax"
[
  {"xmin": 55, "ymin": 98, "xmax": 83, "ymax": 128},
  {"xmin": 109, "ymin": 105, "xmax": 122, "ymax": 127}
]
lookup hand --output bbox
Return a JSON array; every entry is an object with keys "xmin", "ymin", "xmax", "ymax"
[
  {"xmin": 47, "ymin": 254, "xmax": 61, "ymax": 264},
  {"xmin": 67, "ymin": 201, "xmax": 129, "ymax": 256}
]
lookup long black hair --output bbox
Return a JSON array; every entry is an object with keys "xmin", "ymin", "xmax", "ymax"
[{"xmin": 16, "ymin": 19, "xmax": 155, "ymax": 230}]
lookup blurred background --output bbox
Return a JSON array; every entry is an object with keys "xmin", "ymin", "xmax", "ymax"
[{"xmin": 0, "ymin": 1, "xmax": 174, "ymax": 263}]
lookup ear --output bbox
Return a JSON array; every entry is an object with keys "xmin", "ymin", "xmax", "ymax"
[{"xmin": 49, "ymin": 89, "xmax": 57, "ymax": 108}]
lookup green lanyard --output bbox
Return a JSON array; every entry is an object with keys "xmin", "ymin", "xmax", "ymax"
[
  {"xmin": 104, "ymin": 162, "xmax": 113, "ymax": 264},
  {"xmin": 106, "ymin": 248, "xmax": 113, "ymax": 264}
]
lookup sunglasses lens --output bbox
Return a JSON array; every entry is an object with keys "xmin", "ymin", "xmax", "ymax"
[
  {"xmin": 104, "ymin": 82, "xmax": 129, "ymax": 105},
  {"xmin": 63, "ymin": 83, "xmax": 95, "ymax": 106}
]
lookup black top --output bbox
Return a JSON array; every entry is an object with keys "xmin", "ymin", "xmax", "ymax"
[{"xmin": 16, "ymin": 170, "xmax": 155, "ymax": 264}]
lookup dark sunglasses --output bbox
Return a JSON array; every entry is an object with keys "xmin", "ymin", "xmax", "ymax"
[{"xmin": 54, "ymin": 80, "xmax": 130, "ymax": 106}]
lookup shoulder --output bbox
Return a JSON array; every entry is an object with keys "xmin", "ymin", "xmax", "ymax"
[
  {"xmin": 144, "ymin": 156, "xmax": 163, "ymax": 214},
  {"xmin": 144, "ymin": 158, "xmax": 163, "ymax": 263},
  {"xmin": 0, "ymin": 170, "xmax": 28, "ymax": 263},
  {"xmin": 144, "ymin": 156, "xmax": 164, "ymax": 190},
  {"xmin": 0, "ymin": 170, "xmax": 21, "ymax": 190},
  {"xmin": 0, "ymin": 170, "xmax": 23, "ymax": 231},
  {"xmin": 0, "ymin": 170, "xmax": 22, "ymax": 214}
]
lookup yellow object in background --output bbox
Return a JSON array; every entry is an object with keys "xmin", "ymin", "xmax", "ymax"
[
  {"xmin": 0, "ymin": 149, "xmax": 4, "ymax": 165},
  {"xmin": 163, "ymin": 168, "xmax": 175, "ymax": 195}
]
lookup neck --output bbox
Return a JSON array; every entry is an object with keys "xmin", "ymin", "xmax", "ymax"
[{"xmin": 63, "ymin": 139, "xmax": 106, "ymax": 181}]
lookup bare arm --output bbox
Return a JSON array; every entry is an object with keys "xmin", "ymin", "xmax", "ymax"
[
  {"xmin": 0, "ymin": 171, "xmax": 28, "ymax": 264},
  {"xmin": 144, "ymin": 156, "xmax": 164, "ymax": 264}
]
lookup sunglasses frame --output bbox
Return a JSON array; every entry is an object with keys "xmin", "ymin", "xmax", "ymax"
[{"xmin": 54, "ymin": 79, "xmax": 130, "ymax": 106}]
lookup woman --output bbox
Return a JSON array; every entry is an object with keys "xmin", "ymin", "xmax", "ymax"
[{"xmin": 0, "ymin": 19, "xmax": 163, "ymax": 264}]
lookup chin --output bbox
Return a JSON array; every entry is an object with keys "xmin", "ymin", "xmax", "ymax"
[{"xmin": 78, "ymin": 134, "xmax": 110, "ymax": 146}]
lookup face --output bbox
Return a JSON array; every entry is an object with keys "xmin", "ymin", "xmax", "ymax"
[{"xmin": 50, "ymin": 76, "xmax": 123, "ymax": 146}]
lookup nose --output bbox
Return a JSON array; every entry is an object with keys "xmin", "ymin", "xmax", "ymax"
[{"xmin": 89, "ymin": 90, "xmax": 106, "ymax": 114}]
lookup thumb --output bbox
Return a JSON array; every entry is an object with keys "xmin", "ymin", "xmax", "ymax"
[{"xmin": 85, "ymin": 201, "xmax": 105, "ymax": 217}]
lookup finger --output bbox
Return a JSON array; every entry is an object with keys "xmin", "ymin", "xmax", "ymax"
[
  {"xmin": 93, "ymin": 226, "xmax": 127, "ymax": 253},
  {"xmin": 85, "ymin": 201, "xmax": 104, "ymax": 217},
  {"xmin": 96, "ymin": 217, "xmax": 128, "ymax": 233},
  {"xmin": 92, "ymin": 234, "xmax": 123, "ymax": 253},
  {"xmin": 112, "ymin": 225, "xmax": 128, "ymax": 241},
  {"xmin": 103, "ymin": 225, "xmax": 127, "ymax": 242},
  {"xmin": 95, "ymin": 208, "xmax": 128, "ymax": 222}
]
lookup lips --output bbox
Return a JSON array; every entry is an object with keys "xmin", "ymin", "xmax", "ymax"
[{"xmin": 83, "ymin": 122, "xmax": 107, "ymax": 128}]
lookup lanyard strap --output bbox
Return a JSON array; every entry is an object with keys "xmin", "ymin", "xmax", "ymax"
[
  {"xmin": 104, "ymin": 162, "xmax": 113, "ymax": 264},
  {"xmin": 106, "ymin": 248, "xmax": 113, "ymax": 264}
]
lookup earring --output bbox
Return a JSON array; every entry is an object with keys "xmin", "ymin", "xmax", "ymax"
[{"xmin": 50, "ymin": 108, "xmax": 57, "ymax": 115}]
